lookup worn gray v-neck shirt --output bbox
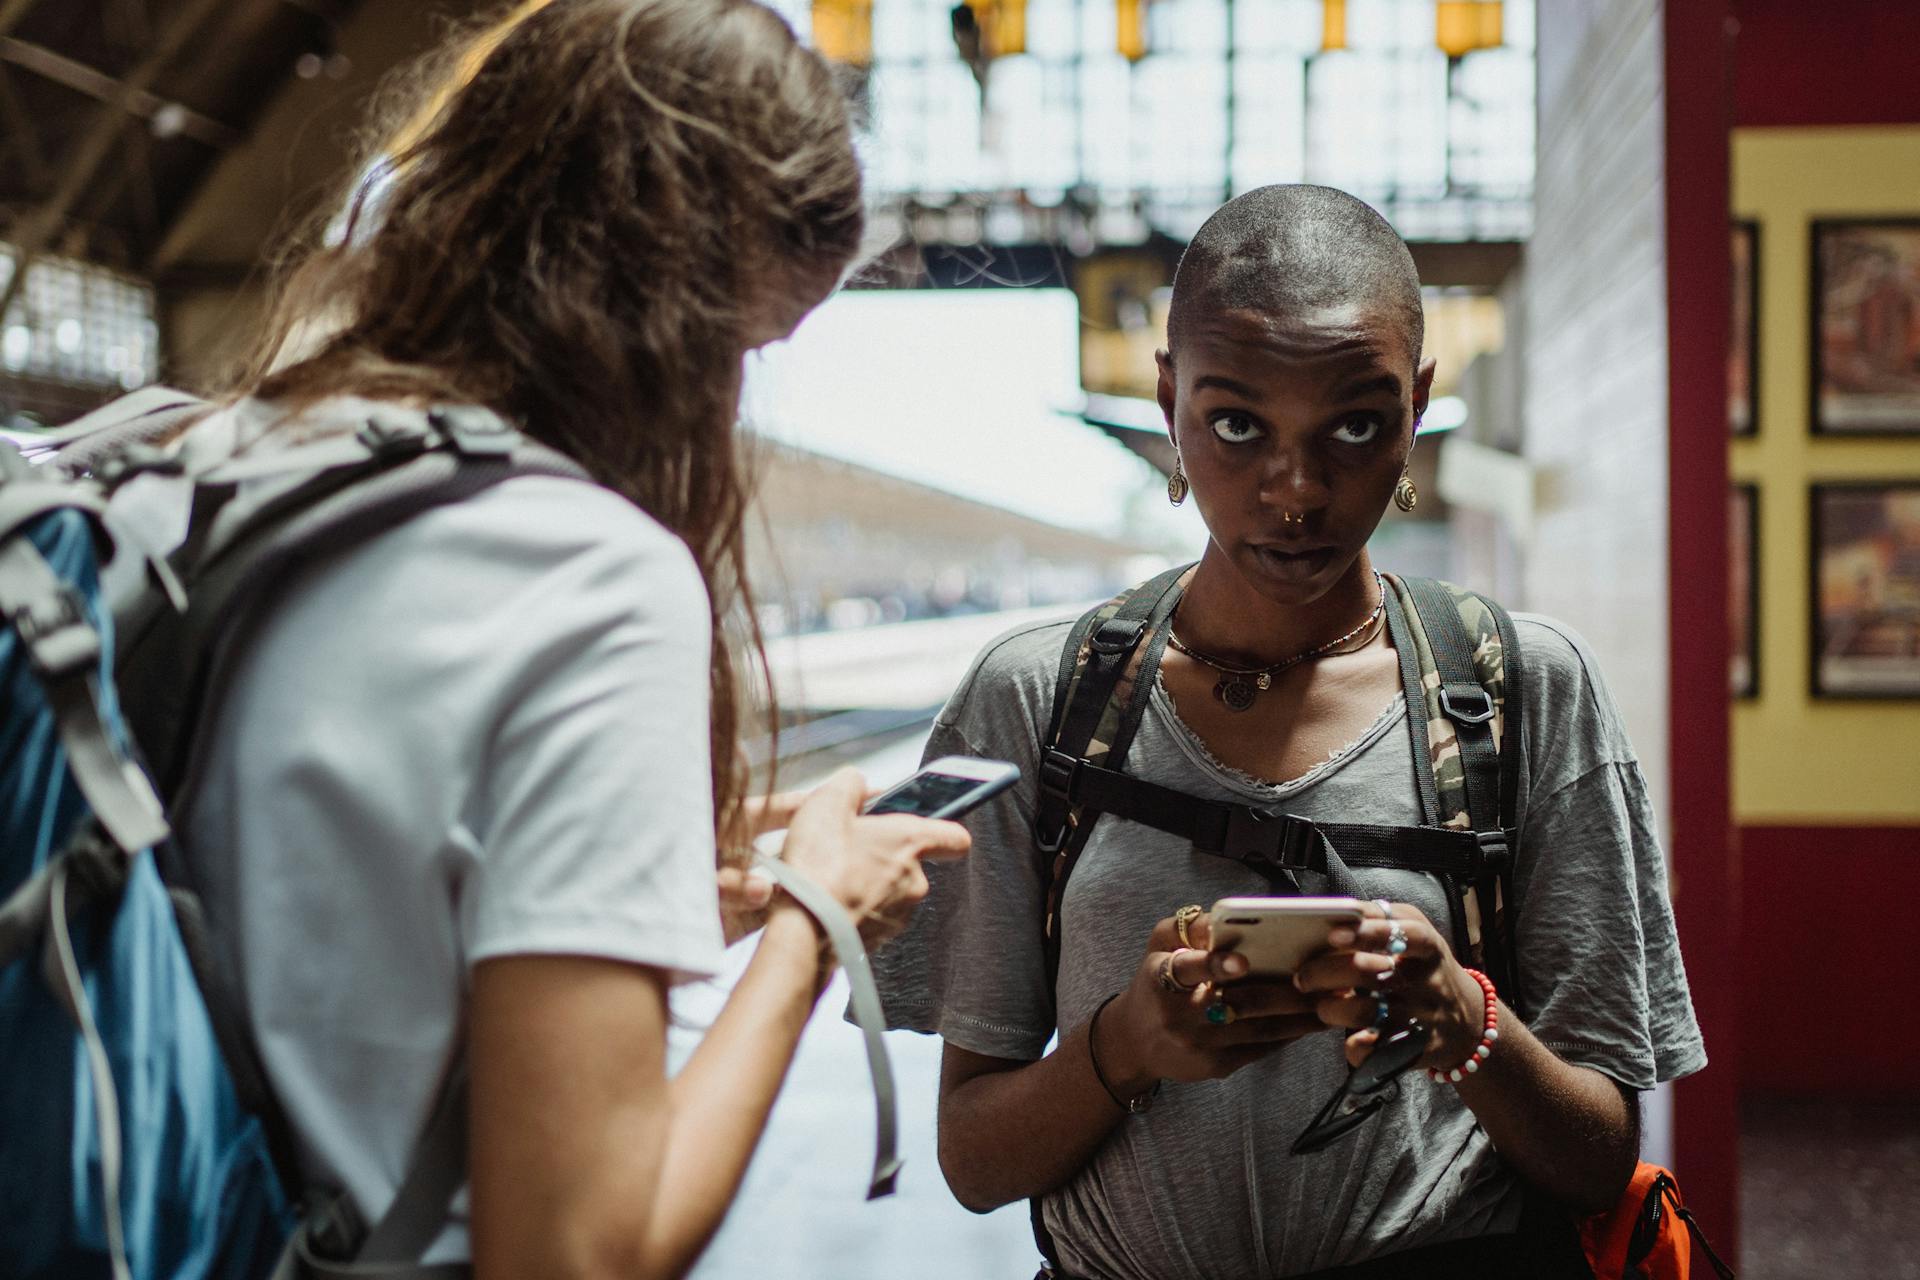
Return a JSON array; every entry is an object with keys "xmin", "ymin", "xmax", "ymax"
[{"xmin": 873, "ymin": 612, "xmax": 1705, "ymax": 1280}]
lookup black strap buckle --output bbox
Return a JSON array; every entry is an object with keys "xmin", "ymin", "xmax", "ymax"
[
  {"xmin": 1438, "ymin": 682, "xmax": 1496, "ymax": 725},
  {"xmin": 355, "ymin": 411, "xmax": 431, "ymax": 459},
  {"xmin": 1088, "ymin": 617, "xmax": 1145, "ymax": 655},
  {"xmin": 1222, "ymin": 807, "xmax": 1317, "ymax": 870},
  {"xmin": 1471, "ymin": 828, "xmax": 1512, "ymax": 874},
  {"xmin": 11, "ymin": 585, "xmax": 99, "ymax": 681},
  {"xmin": 1034, "ymin": 751, "xmax": 1080, "ymax": 855}
]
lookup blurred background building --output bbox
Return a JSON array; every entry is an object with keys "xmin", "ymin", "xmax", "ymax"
[{"xmin": 5, "ymin": 0, "xmax": 1918, "ymax": 1275}]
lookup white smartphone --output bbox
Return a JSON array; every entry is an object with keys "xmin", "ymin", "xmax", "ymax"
[
  {"xmin": 862, "ymin": 755, "xmax": 1020, "ymax": 821},
  {"xmin": 1206, "ymin": 896, "xmax": 1367, "ymax": 977}
]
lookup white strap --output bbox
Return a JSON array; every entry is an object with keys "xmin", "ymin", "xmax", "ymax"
[{"xmin": 752, "ymin": 852, "xmax": 903, "ymax": 1199}]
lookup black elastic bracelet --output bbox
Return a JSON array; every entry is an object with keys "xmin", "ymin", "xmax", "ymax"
[{"xmin": 1087, "ymin": 992, "xmax": 1157, "ymax": 1115}]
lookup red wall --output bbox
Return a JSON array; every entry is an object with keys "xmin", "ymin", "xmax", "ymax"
[
  {"xmin": 1666, "ymin": 0, "xmax": 1740, "ymax": 1241},
  {"xmin": 1734, "ymin": 0, "xmax": 1920, "ymax": 128},
  {"xmin": 1740, "ymin": 827, "xmax": 1920, "ymax": 1092}
]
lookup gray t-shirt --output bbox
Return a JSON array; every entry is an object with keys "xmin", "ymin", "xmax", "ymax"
[{"xmin": 874, "ymin": 611, "xmax": 1706, "ymax": 1280}]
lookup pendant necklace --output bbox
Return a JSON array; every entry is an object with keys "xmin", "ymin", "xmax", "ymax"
[{"xmin": 1166, "ymin": 572, "xmax": 1387, "ymax": 713}]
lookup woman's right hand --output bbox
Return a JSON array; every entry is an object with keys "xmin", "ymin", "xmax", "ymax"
[
  {"xmin": 773, "ymin": 766, "xmax": 971, "ymax": 946},
  {"xmin": 1096, "ymin": 912, "xmax": 1326, "ymax": 1091}
]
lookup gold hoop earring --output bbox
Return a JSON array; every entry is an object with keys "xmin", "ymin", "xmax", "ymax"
[
  {"xmin": 1394, "ymin": 473, "xmax": 1418, "ymax": 513},
  {"xmin": 1167, "ymin": 465, "xmax": 1189, "ymax": 506}
]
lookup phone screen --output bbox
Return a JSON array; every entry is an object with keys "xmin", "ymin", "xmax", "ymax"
[{"xmin": 865, "ymin": 772, "xmax": 982, "ymax": 817}]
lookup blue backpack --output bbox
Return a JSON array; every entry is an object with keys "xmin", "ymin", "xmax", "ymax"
[{"xmin": 1, "ymin": 390, "xmax": 590, "ymax": 1280}]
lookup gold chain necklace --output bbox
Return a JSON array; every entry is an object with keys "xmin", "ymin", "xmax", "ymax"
[{"xmin": 1166, "ymin": 572, "xmax": 1387, "ymax": 713}]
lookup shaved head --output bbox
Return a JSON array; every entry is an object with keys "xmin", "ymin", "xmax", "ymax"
[{"xmin": 1166, "ymin": 185, "xmax": 1423, "ymax": 367}]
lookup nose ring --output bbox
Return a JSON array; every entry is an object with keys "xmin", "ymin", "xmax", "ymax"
[{"xmin": 1282, "ymin": 512, "xmax": 1304, "ymax": 525}]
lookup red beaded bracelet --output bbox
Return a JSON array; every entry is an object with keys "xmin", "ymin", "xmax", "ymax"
[{"xmin": 1428, "ymin": 967, "xmax": 1500, "ymax": 1084}]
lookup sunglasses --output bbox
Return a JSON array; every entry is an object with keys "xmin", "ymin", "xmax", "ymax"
[{"xmin": 1290, "ymin": 1017, "xmax": 1428, "ymax": 1155}]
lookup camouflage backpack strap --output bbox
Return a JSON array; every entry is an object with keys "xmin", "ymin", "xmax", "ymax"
[
  {"xmin": 1033, "ymin": 563, "xmax": 1190, "ymax": 989},
  {"xmin": 1385, "ymin": 573, "xmax": 1527, "ymax": 1012}
]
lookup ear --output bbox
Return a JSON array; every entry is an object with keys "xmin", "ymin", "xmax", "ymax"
[
  {"xmin": 1155, "ymin": 348, "xmax": 1178, "ymax": 447},
  {"xmin": 1411, "ymin": 356, "xmax": 1438, "ymax": 437}
]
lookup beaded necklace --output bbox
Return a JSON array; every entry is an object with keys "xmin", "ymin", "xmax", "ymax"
[{"xmin": 1166, "ymin": 571, "xmax": 1387, "ymax": 713}]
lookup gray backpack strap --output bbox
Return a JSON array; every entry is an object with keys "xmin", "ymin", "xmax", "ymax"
[
  {"xmin": 117, "ymin": 405, "xmax": 594, "ymax": 807},
  {"xmin": 0, "ymin": 501, "xmax": 169, "ymax": 858},
  {"xmin": 275, "ymin": 1061, "xmax": 473, "ymax": 1280},
  {"xmin": 39, "ymin": 386, "xmax": 209, "ymax": 476}
]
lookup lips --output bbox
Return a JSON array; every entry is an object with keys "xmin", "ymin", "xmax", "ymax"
[{"xmin": 1250, "ymin": 543, "xmax": 1336, "ymax": 582}]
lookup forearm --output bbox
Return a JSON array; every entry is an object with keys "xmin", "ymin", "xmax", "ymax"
[
  {"xmin": 1450, "ymin": 996, "xmax": 1638, "ymax": 1213},
  {"xmin": 639, "ymin": 907, "xmax": 825, "ymax": 1277},
  {"xmin": 939, "ymin": 1018, "xmax": 1129, "ymax": 1212}
]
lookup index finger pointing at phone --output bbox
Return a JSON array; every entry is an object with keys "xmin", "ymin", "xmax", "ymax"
[{"xmin": 859, "ymin": 813, "xmax": 971, "ymax": 860}]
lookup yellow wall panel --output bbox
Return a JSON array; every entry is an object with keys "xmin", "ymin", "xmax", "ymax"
[{"xmin": 1731, "ymin": 126, "xmax": 1920, "ymax": 823}]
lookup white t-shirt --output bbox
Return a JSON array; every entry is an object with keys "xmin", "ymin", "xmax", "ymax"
[{"xmin": 137, "ymin": 445, "xmax": 726, "ymax": 1257}]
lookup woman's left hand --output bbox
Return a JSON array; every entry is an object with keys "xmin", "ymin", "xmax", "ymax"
[{"xmin": 1292, "ymin": 901, "xmax": 1488, "ymax": 1073}]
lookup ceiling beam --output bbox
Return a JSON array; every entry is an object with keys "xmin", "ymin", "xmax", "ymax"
[
  {"xmin": 0, "ymin": 0, "xmax": 229, "ymax": 319},
  {"xmin": 0, "ymin": 37, "xmax": 240, "ymax": 149}
]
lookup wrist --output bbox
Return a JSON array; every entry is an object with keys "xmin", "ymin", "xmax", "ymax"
[
  {"xmin": 1096, "ymin": 990, "xmax": 1157, "ymax": 1097},
  {"xmin": 1087, "ymin": 993, "xmax": 1159, "ymax": 1113},
  {"xmin": 763, "ymin": 900, "xmax": 836, "ymax": 994},
  {"xmin": 1428, "ymin": 966, "xmax": 1500, "ymax": 1084}
]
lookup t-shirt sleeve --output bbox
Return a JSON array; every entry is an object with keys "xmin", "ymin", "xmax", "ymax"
[
  {"xmin": 1509, "ymin": 618, "xmax": 1707, "ymax": 1091},
  {"xmin": 870, "ymin": 626, "xmax": 1063, "ymax": 1061},
  {"xmin": 464, "ymin": 494, "xmax": 725, "ymax": 984}
]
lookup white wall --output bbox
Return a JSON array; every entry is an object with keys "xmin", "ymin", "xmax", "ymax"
[{"xmin": 1522, "ymin": 0, "xmax": 1671, "ymax": 820}]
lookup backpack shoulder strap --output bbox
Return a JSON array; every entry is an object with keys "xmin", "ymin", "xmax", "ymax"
[
  {"xmin": 1033, "ymin": 565, "xmax": 1188, "ymax": 972},
  {"xmin": 1387, "ymin": 574, "xmax": 1526, "ymax": 1009},
  {"xmin": 1026, "ymin": 566, "xmax": 1186, "ymax": 1280}
]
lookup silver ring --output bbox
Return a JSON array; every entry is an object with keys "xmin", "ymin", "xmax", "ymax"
[
  {"xmin": 1159, "ymin": 952, "xmax": 1202, "ymax": 994},
  {"xmin": 1386, "ymin": 920, "xmax": 1408, "ymax": 958}
]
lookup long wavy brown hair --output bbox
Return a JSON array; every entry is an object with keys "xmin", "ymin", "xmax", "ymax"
[{"xmin": 237, "ymin": 0, "xmax": 863, "ymax": 852}]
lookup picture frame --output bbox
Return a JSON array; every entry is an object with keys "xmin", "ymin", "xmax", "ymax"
[
  {"xmin": 1809, "ymin": 481, "xmax": 1920, "ymax": 698},
  {"xmin": 1731, "ymin": 483, "xmax": 1758, "ymax": 698},
  {"xmin": 1730, "ymin": 221, "xmax": 1759, "ymax": 437},
  {"xmin": 1810, "ymin": 218, "xmax": 1920, "ymax": 436}
]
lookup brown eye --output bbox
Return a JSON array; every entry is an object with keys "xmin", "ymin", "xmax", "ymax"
[
  {"xmin": 1209, "ymin": 413, "xmax": 1263, "ymax": 444},
  {"xmin": 1331, "ymin": 415, "xmax": 1383, "ymax": 445}
]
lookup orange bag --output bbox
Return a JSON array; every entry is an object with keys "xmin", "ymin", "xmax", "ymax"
[{"xmin": 1579, "ymin": 1163, "xmax": 1736, "ymax": 1279}]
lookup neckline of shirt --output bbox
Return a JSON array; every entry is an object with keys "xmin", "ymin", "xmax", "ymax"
[{"xmin": 1147, "ymin": 671, "xmax": 1407, "ymax": 802}]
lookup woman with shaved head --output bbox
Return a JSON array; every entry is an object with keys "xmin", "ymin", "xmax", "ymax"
[{"xmin": 878, "ymin": 186, "xmax": 1704, "ymax": 1277}]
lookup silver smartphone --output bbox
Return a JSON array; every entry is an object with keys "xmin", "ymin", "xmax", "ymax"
[
  {"xmin": 862, "ymin": 755, "xmax": 1020, "ymax": 820},
  {"xmin": 1206, "ymin": 896, "xmax": 1367, "ymax": 976}
]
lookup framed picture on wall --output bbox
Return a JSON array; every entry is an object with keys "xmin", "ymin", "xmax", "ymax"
[
  {"xmin": 1811, "ymin": 482, "xmax": 1920, "ymax": 698},
  {"xmin": 1731, "ymin": 483, "xmax": 1758, "ymax": 697},
  {"xmin": 1731, "ymin": 221, "xmax": 1759, "ymax": 436},
  {"xmin": 1811, "ymin": 219, "xmax": 1920, "ymax": 436}
]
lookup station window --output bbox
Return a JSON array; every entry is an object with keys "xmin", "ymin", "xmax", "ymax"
[
  {"xmin": 792, "ymin": 0, "xmax": 1534, "ymax": 243},
  {"xmin": 0, "ymin": 245, "xmax": 160, "ymax": 392}
]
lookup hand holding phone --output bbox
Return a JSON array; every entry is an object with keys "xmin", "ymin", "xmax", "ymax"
[
  {"xmin": 1206, "ymin": 896, "xmax": 1367, "ymax": 977},
  {"xmin": 862, "ymin": 755, "xmax": 1020, "ymax": 820}
]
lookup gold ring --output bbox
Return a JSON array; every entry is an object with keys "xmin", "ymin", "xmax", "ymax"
[{"xmin": 1174, "ymin": 904, "xmax": 1205, "ymax": 950}]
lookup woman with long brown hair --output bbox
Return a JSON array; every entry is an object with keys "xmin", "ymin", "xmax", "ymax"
[{"xmin": 166, "ymin": 2, "xmax": 967, "ymax": 1276}]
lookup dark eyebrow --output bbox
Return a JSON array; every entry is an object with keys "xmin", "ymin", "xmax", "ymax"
[
  {"xmin": 1192, "ymin": 374, "xmax": 1262, "ymax": 398},
  {"xmin": 1334, "ymin": 373, "xmax": 1405, "ymax": 401}
]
